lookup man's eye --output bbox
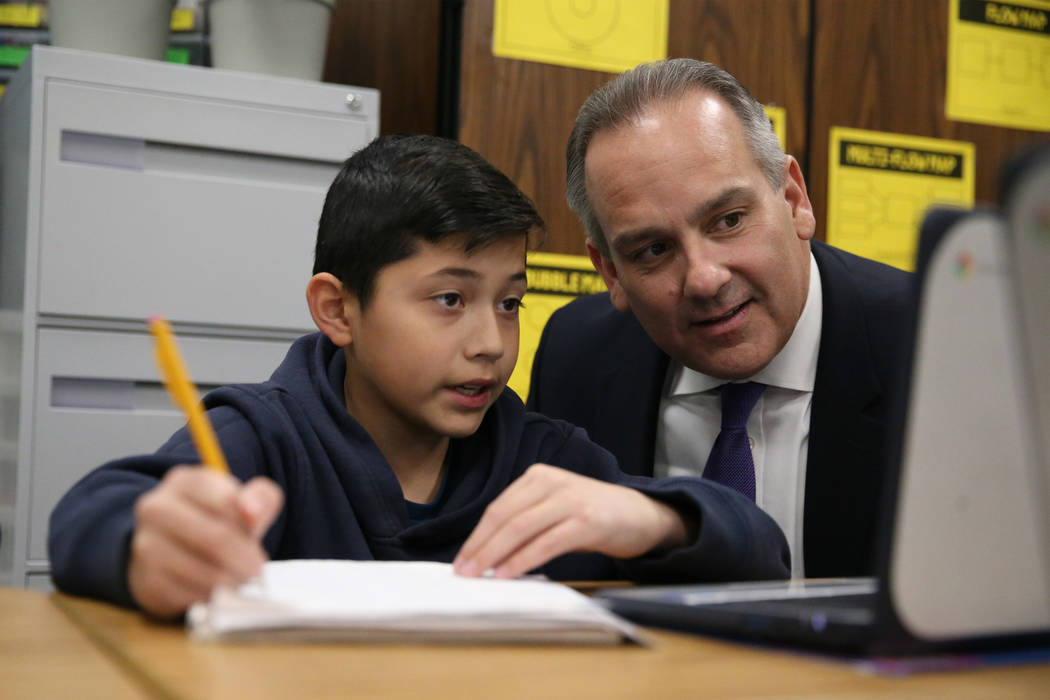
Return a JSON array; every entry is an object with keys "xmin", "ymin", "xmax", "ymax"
[
  {"xmin": 435, "ymin": 293, "xmax": 462, "ymax": 308},
  {"xmin": 721, "ymin": 212, "xmax": 743, "ymax": 229},
  {"xmin": 634, "ymin": 241, "xmax": 670, "ymax": 261}
]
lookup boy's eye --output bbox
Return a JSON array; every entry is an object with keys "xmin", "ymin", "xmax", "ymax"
[
  {"xmin": 435, "ymin": 292, "xmax": 463, "ymax": 309},
  {"xmin": 499, "ymin": 297, "xmax": 523, "ymax": 313}
]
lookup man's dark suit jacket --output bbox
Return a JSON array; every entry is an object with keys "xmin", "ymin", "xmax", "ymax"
[{"xmin": 527, "ymin": 240, "xmax": 913, "ymax": 577}]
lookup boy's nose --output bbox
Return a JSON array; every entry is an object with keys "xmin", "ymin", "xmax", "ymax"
[{"xmin": 466, "ymin": 310, "xmax": 505, "ymax": 360}]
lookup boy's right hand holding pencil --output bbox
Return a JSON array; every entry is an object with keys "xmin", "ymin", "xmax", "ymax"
[
  {"xmin": 127, "ymin": 466, "xmax": 283, "ymax": 619},
  {"xmin": 132, "ymin": 317, "xmax": 283, "ymax": 619}
]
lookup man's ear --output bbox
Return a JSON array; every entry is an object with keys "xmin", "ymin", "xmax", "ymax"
[
  {"xmin": 587, "ymin": 240, "xmax": 631, "ymax": 312},
  {"xmin": 782, "ymin": 155, "xmax": 816, "ymax": 242},
  {"xmin": 306, "ymin": 273, "xmax": 356, "ymax": 347}
]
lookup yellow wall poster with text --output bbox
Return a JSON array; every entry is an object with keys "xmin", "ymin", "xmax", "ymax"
[
  {"xmin": 509, "ymin": 251, "xmax": 605, "ymax": 401},
  {"xmin": 946, "ymin": 0, "xmax": 1050, "ymax": 131},
  {"xmin": 493, "ymin": 0, "xmax": 669, "ymax": 74},
  {"xmin": 827, "ymin": 128, "xmax": 976, "ymax": 271}
]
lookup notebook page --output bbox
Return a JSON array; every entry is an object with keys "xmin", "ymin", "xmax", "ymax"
[{"xmin": 187, "ymin": 560, "xmax": 641, "ymax": 644}]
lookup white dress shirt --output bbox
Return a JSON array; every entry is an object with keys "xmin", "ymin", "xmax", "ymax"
[{"xmin": 654, "ymin": 253, "xmax": 822, "ymax": 578}]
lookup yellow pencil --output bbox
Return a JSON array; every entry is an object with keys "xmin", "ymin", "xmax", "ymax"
[{"xmin": 149, "ymin": 316, "xmax": 229, "ymax": 474}]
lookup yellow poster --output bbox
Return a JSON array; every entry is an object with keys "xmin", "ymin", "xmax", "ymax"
[
  {"xmin": 764, "ymin": 105, "xmax": 787, "ymax": 151},
  {"xmin": 508, "ymin": 251, "xmax": 605, "ymax": 400},
  {"xmin": 946, "ymin": 0, "xmax": 1050, "ymax": 132},
  {"xmin": 826, "ymin": 127, "xmax": 976, "ymax": 271},
  {"xmin": 493, "ymin": 0, "xmax": 669, "ymax": 74}
]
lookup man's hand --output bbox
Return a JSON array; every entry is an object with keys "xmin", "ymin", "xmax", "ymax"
[
  {"xmin": 127, "ymin": 466, "xmax": 284, "ymax": 619},
  {"xmin": 453, "ymin": 464, "xmax": 689, "ymax": 579}
]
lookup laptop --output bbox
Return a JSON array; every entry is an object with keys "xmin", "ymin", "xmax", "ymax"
[{"xmin": 596, "ymin": 147, "xmax": 1050, "ymax": 656}]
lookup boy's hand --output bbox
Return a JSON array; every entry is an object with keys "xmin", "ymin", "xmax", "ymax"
[
  {"xmin": 453, "ymin": 464, "xmax": 689, "ymax": 579},
  {"xmin": 127, "ymin": 466, "xmax": 284, "ymax": 619}
]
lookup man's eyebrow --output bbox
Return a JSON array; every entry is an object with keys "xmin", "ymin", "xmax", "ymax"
[
  {"xmin": 689, "ymin": 186, "xmax": 753, "ymax": 224},
  {"xmin": 611, "ymin": 186, "xmax": 754, "ymax": 255},
  {"xmin": 612, "ymin": 229, "xmax": 668, "ymax": 255}
]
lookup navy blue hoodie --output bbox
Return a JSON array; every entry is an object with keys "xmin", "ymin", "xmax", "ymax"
[{"xmin": 49, "ymin": 333, "xmax": 790, "ymax": 608}]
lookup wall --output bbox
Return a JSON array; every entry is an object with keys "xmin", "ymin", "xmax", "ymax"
[
  {"xmin": 458, "ymin": 0, "xmax": 810, "ymax": 256},
  {"xmin": 324, "ymin": 0, "xmax": 1048, "ymax": 255},
  {"xmin": 323, "ymin": 0, "xmax": 443, "ymax": 136}
]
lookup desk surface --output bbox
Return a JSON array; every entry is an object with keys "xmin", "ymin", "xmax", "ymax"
[
  {"xmin": 3, "ymin": 588, "xmax": 1049, "ymax": 699},
  {"xmin": 0, "ymin": 588, "xmax": 142, "ymax": 699}
]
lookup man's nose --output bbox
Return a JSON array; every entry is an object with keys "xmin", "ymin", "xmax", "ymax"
[{"xmin": 681, "ymin": 241, "xmax": 731, "ymax": 299}]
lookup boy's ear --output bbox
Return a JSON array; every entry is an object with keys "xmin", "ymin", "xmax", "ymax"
[{"xmin": 306, "ymin": 273, "xmax": 357, "ymax": 347}]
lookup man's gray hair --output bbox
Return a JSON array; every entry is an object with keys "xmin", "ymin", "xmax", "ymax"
[{"xmin": 566, "ymin": 58, "xmax": 786, "ymax": 257}]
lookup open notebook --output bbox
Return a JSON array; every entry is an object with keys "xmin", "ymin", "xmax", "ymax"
[{"xmin": 187, "ymin": 560, "xmax": 641, "ymax": 645}]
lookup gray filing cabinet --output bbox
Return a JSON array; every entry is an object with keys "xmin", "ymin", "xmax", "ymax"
[{"xmin": 0, "ymin": 46, "xmax": 379, "ymax": 589}]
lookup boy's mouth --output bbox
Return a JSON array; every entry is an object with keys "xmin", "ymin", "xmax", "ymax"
[{"xmin": 447, "ymin": 380, "xmax": 498, "ymax": 409}]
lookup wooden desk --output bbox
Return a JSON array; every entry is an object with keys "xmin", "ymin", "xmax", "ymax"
[
  {"xmin": 0, "ymin": 588, "xmax": 142, "ymax": 698},
  {"xmin": 4, "ymin": 590, "xmax": 1034, "ymax": 699}
]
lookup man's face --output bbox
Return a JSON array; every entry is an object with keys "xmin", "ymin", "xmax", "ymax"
[
  {"xmin": 584, "ymin": 90, "xmax": 816, "ymax": 379},
  {"xmin": 343, "ymin": 235, "xmax": 526, "ymax": 443}
]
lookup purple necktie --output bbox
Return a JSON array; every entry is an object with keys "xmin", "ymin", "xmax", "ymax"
[{"xmin": 702, "ymin": 382, "xmax": 766, "ymax": 501}]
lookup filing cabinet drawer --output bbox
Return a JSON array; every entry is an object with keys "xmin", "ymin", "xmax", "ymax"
[
  {"xmin": 25, "ymin": 573, "xmax": 53, "ymax": 593},
  {"xmin": 26, "ymin": 327, "xmax": 295, "ymax": 560},
  {"xmin": 36, "ymin": 80, "xmax": 372, "ymax": 330}
]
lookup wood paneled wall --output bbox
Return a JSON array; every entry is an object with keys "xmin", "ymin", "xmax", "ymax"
[
  {"xmin": 323, "ymin": 0, "xmax": 442, "ymax": 136},
  {"xmin": 458, "ymin": 0, "xmax": 811, "ymax": 256},
  {"xmin": 322, "ymin": 0, "xmax": 1047, "ymax": 254},
  {"xmin": 808, "ymin": 0, "xmax": 1046, "ymax": 234}
]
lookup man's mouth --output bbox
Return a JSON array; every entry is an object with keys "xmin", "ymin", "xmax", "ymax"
[
  {"xmin": 453, "ymin": 384, "xmax": 487, "ymax": 396},
  {"xmin": 697, "ymin": 301, "xmax": 749, "ymax": 325}
]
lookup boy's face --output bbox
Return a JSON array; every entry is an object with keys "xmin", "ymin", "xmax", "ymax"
[{"xmin": 343, "ymin": 235, "xmax": 527, "ymax": 443}]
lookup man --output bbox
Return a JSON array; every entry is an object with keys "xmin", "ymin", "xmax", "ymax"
[{"xmin": 528, "ymin": 59, "xmax": 911, "ymax": 578}]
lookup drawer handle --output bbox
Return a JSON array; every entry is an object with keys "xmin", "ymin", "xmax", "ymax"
[
  {"xmin": 51, "ymin": 376, "xmax": 220, "ymax": 412},
  {"xmin": 60, "ymin": 131, "xmax": 144, "ymax": 171},
  {"xmin": 60, "ymin": 129, "xmax": 341, "ymax": 189}
]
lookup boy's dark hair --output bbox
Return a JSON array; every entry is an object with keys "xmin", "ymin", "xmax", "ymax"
[{"xmin": 313, "ymin": 134, "xmax": 544, "ymax": 307}]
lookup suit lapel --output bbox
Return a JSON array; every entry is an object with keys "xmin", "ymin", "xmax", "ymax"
[
  {"xmin": 804, "ymin": 242, "xmax": 890, "ymax": 576},
  {"xmin": 593, "ymin": 313, "xmax": 669, "ymax": 477}
]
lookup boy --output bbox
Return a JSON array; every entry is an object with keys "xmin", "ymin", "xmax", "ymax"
[{"xmin": 49, "ymin": 135, "xmax": 789, "ymax": 619}]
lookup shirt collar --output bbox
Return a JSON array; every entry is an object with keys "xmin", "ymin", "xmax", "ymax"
[{"xmin": 666, "ymin": 251, "xmax": 823, "ymax": 396}]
